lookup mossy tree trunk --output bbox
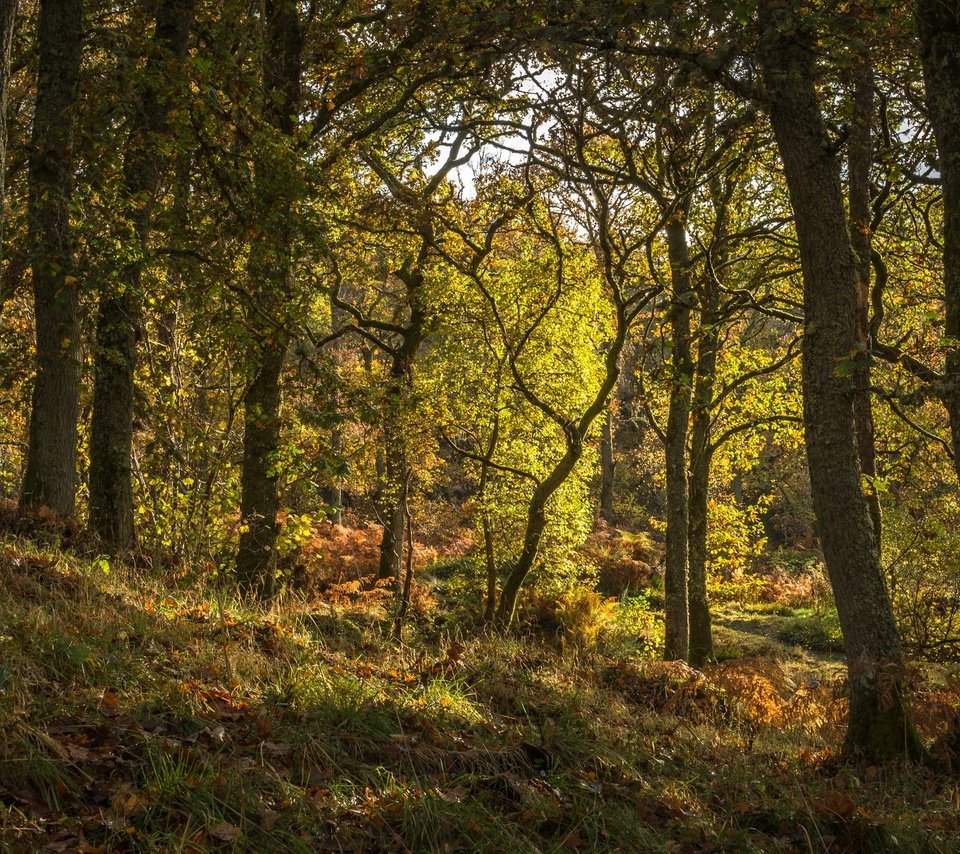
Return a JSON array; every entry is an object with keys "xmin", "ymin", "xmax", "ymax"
[
  {"xmin": 0, "ymin": 0, "xmax": 17, "ymax": 243},
  {"xmin": 21, "ymin": 0, "xmax": 83, "ymax": 518},
  {"xmin": 598, "ymin": 406, "xmax": 615, "ymax": 524},
  {"xmin": 236, "ymin": 0, "xmax": 301, "ymax": 595},
  {"xmin": 89, "ymin": 0, "xmax": 195, "ymax": 554},
  {"xmin": 759, "ymin": 5, "xmax": 923, "ymax": 762},
  {"xmin": 687, "ymin": 310, "xmax": 718, "ymax": 668},
  {"xmin": 376, "ymin": 264, "xmax": 427, "ymax": 581},
  {"xmin": 918, "ymin": 0, "xmax": 960, "ymax": 488},
  {"xmin": 663, "ymin": 202, "xmax": 694, "ymax": 662},
  {"xmin": 847, "ymin": 48, "xmax": 882, "ymax": 546}
]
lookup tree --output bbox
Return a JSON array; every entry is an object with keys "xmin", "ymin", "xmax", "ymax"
[
  {"xmin": 20, "ymin": 0, "xmax": 84, "ymax": 518},
  {"xmin": 88, "ymin": 0, "xmax": 196, "ymax": 554},
  {"xmin": 235, "ymin": 0, "xmax": 302, "ymax": 595},
  {"xmin": 847, "ymin": 39, "xmax": 883, "ymax": 545},
  {"xmin": 0, "ymin": 0, "xmax": 17, "ymax": 241},
  {"xmin": 758, "ymin": 2, "xmax": 923, "ymax": 761},
  {"xmin": 917, "ymin": 0, "xmax": 960, "ymax": 487}
]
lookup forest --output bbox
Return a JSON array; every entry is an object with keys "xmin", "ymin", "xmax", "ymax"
[{"xmin": 3, "ymin": 0, "xmax": 960, "ymax": 850}]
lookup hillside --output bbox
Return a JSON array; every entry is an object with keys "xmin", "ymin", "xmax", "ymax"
[{"xmin": 2, "ymin": 537, "xmax": 959, "ymax": 853}]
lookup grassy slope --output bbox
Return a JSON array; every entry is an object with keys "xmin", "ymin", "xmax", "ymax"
[{"xmin": 1, "ymin": 539, "xmax": 960, "ymax": 853}]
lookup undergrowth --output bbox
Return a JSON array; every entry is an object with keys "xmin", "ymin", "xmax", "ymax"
[{"xmin": 1, "ymin": 538, "xmax": 959, "ymax": 852}]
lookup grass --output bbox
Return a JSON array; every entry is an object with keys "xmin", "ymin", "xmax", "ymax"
[
  {"xmin": 0, "ymin": 538, "xmax": 959, "ymax": 852},
  {"xmin": 776, "ymin": 608, "xmax": 846, "ymax": 654}
]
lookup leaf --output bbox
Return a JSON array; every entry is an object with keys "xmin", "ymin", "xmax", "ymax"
[
  {"xmin": 209, "ymin": 822, "xmax": 243, "ymax": 841},
  {"xmin": 818, "ymin": 790, "xmax": 857, "ymax": 820},
  {"xmin": 101, "ymin": 690, "xmax": 121, "ymax": 716}
]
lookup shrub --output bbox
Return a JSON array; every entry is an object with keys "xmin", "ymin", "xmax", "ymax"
[{"xmin": 584, "ymin": 525, "xmax": 657, "ymax": 597}]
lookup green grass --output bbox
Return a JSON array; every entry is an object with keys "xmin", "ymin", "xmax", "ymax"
[
  {"xmin": 0, "ymin": 537, "xmax": 959, "ymax": 852},
  {"xmin": 776, "ymin": 607, "xmax": 845, "ymax": 653}
]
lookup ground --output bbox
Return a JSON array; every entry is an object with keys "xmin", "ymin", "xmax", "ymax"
[{"xmin": 1, "ymin": 538, "xmax": 960, "ymax": 853}]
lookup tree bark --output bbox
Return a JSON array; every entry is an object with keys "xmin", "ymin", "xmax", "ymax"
[
  {"xmin": 376, "ymin": 425, "xmax": 407, "ymax": 580},
  {"xmin": 918, "ymin": 0, "xmax": 960, "ymax": 487},
  {"xmin": 759, "ymin": 6, "xmax": 923, "ymax": 761},
  {"xmin": 89, "ymin": 0, "xmax": 195, "ymax": 553},
  {"xmin": 237, "ymin": 336, "xmax": 286, "ymax": 594},
  {"xmin": 848, "ymin": 49, "xmax": 882, "ymax": 545},
  {"xmin": 481, "ymin": 508, "xmax": 497, "ymax": 624},
  {"xmin": 0, "ymin": 0, "xmax": 17, "ymax": 243},
  {"xmin": 663, "ymin": 204, "xmax": 693, "ymax": 661},
  {"xmin": 687, "ymin": 313, "xmax": 717, "ymax": 667},
  {"xmin": 236, "ymin": 0, "xmax": 301, "ymax": 594},
  {"xmin": 598, "ymin": 405, "xmax": 615, "ymax": 524},
  {"xmin": 21, "ymin": 0, "xmax": 83, "ymax": 518},
  {"xmin": 376, "ymin": 264, "xmax": 427, "ymax": 580}
]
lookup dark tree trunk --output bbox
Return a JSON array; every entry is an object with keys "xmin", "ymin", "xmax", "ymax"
[
  {"xmin": 89, "ymin": 0, "xmax": 195, "ymax": 553},
  {"xmin": 0, "ymin": 0, "xmax": 17, "ymax": 242},
  {"xmin": 687, "ymin": 314, "xmax": 718, "ymax": 667},
  {"xmin": 391, "ymin": 473, "xmax": 414, "ymax": 642},
  {"xmin": 235, "ymin": 0, "xmax": 301, "ymax": 594},
  {"xmin": 663, "ymin": 206, "xmax": 693, "ymax": 661},
  {"xmin": 236, "ymin": 338, "xmax": 286, "ymax": 594},
  {"xmin": 321, "ymin": 479, "xmax": 343, "ymax": 524},
  {"xmin": 759, "ymin": 7, "xmax": 923, "ymax": 761},
  {"xmin": 598, "ymin": 405, "xmax": 615, "ymax": 524},
  {"xmin": 481, "ymin": 509, "xmax": 497, "ymax": 624},
  {"xmin": 376, "ymin": 423, "xmax": 407, "ymax": 580},
  {"xmin": 848, "ymin": 50, "xmax": 882, "ymax": 545},
  {"xmin": 376, "ymin": 264, "xmax": 427, "ymax": 581},
  {"xmin": 321, "ymin": 289, "xmax": 345, "ymax": 523},
  {"xmin": 21, "ymin": 0, "xmax": 83, "ymax": 518},
  {"xmin": 918, "ymin": 0, "xmax": 960, "ymax": 487}
]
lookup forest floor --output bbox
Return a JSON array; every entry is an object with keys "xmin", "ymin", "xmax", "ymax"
[{"xmin": 2, "ymin": 534, "xmax": 960, "ymax": 853}]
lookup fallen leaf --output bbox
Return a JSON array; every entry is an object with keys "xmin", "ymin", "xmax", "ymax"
[
  {"xmin": 818, "ymin": 790, "xmax": 857, "ymax": 821},
  {"xmin": 101, "ymin": 690, "xmax": 121, "ymax": 716}
]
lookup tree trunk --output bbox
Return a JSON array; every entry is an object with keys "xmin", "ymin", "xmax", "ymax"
[
  {"xmin": 495, "ymin": 309, "xmax": 628, "ymax": 628},
  {"xmin": 495, "ymin": 485, "xmax": 557, "ymax": 627},
  {"xmin": 235, "ymin": 0, "xmax": 301, "ymax": 594},
  {"xmin": 918, "ymin": 0, "xmax": 960, "ymax": 487},
  {"xmin": 598, "ymin": 405, "xmax": 615, "ymax": 524},
  {"xmin": 663, "ymin": 205, "xmax": 693, "ymax": 662},
  {"xmin": 482, "ymin": 509, "xmax": 497, "ymax": 624},
  {"xmin": 391, "ymin": 473, "xmax": 414, "ymax": 642},
  {"xmin": 687, "ymin": 315, "xmax": 718, "ymax": 667},
  {"xmin": 236, "ymin": 338, "xmax": 286, "ymax": 594},
  {"xmin": 376, "ymin": 265, "xmax": 427, "ymax": 581},
  {"xmin": 0, "ymin": 0, "xmax": 17, "ymax": 243},
  {"xmin": 848, "ymin": 49, "xmax": 882, "ymax": 545},
  {"xmin": 21, "ymin": 0, "xmax": 83, "ymax": 518},
  {"xmin": 89, "ymin": 0, "xmax": 195, "ymax": 553},
  {"xmin": 759, "ymin": 7, "xmax": 923, "ymax": 761},
  {"xmin": 321, "ymin": 289, "xmax": 345, "ymax": 523},
  {"xmin": 376, "ymin": 426, "xmax": 407, "ymax": 580}
]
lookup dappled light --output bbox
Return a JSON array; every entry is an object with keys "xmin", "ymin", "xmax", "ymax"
[{"xmin": 2, "ymin": 0, "xmax": 960, "ymax": 850}]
